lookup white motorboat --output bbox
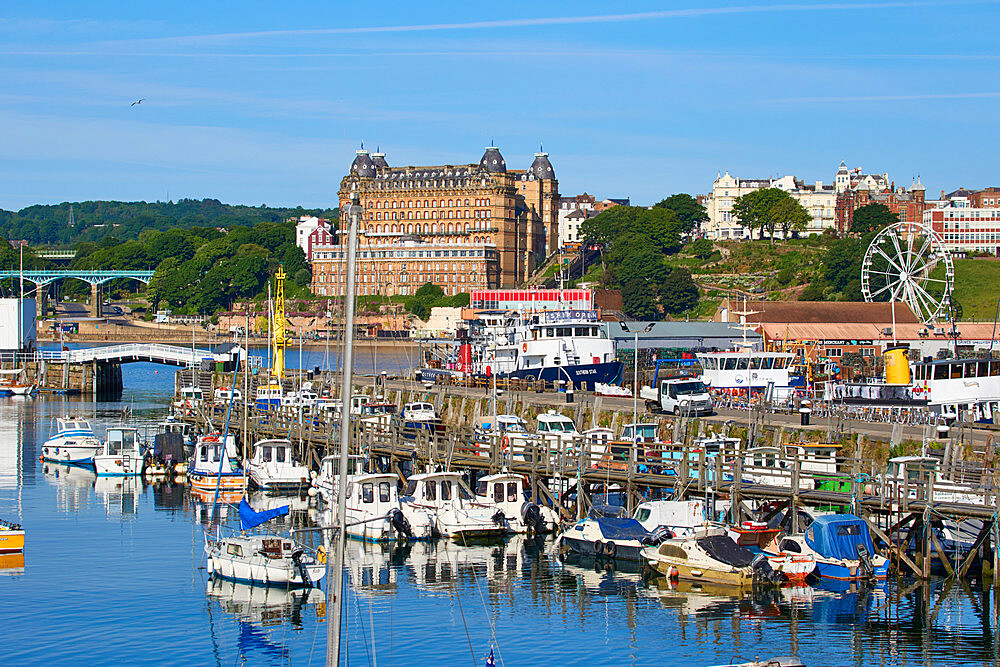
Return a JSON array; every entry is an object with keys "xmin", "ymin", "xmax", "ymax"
[
  {"xmin": 535, "ymin": 411, "xmax": 583, "ymax": 454},
  {"xmin": 245, "ymin": 439, "xmax": 311, "ymax": 493},
  {"xmin": 633, "ymin": 499, "xmax": 727, "ymax": 538},
  {"xmin": 309, "ymin": 453, "xmax": 367, "ymax": 503},
  {"xmin": 213, "ymin": 387, "xmax": 242, "ymax": 403},
  {"xmin": 341, "ymin": 472, "xmax": 434, "ymax": 541},
  {"xmin": 282, "ymin": 389, "xmax": 319, "ymax": 410},
  {"xmin": 357, "ymin": 401, "xmax": 397, "ymax": 427},
  {"xmin": 473, "ymin": 473, "xmax": 560, "ymax": 533},
  {"xmin": 205, "ymin": 499, "xmax": 325, "ymax": 587},
  {"xmin": 880, "ymin": 455, "xmax": 984, "ymax": 506},
  {"xmin": 400, "ymin": 472, "xmax": 505, "ymax": 540},
  {"xmin": 475, "ymin": 414, "xmax": 541, "ymax": 458},
  {"xmin": 557, "ymin": 511, "xmax": 653, "ymax": 560},
  {"xmin": 41, "ymin": 417, "xmax": 103, "ymax": 465},
  {"xmin": 174, "ymin": 385, "xmax": 204, "ymax": 414},
  {"xmin": 187, "ymin": 433, "xmax": 245, "ymax": 493},
  {"xmin": 94, "ymin": 426, "xmax": 145, "ymax": 476},
  {"xmin": 10, "ymin": 383, "xmax": 36, "ymax": 396}
]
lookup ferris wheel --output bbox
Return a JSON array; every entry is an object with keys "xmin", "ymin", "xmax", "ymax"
[{"xmin": 861, "ymin": 221, "xmax": 954, "ymax": 324}]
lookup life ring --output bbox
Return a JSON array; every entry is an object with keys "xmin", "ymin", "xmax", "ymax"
[
  {"xmin": 522, "ymin": 343, "xmax": 527, "ymax": 353},
  {"xmin": 204, "ymin": 435, "xmax": 219, "ymax": 443},
  {"xmin": 317, "ymin": 545, "xmax": 327, "ymax": 564},
  {"xmin": 501, "ymin": 435, "xmax": 510, "ymax": 451},
  {"xmin": 605, "ymin": 541, "xmax": 617, "ymax": 558}
]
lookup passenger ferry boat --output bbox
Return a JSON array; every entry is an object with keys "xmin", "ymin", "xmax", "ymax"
[
  {"xmin": 424, "ymin": 309, "xmax": 622, "ymax": 391},
  {"xmin": 697, "ymin": 350, "xmax": 803, "ymax": 402},
  {"xmin": 828, "ymin": 349, "xmax": 1000, "ymax": 422},
  {"xmin": 41, "ymin": 417, "xmax": 103, "ymax": 465}
]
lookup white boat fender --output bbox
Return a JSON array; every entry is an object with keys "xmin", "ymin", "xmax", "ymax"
[{"xmin": 307, "ymin": 486, "xmax": 318, "ymax": 497}]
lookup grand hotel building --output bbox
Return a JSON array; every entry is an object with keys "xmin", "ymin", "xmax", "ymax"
[{"xmin": 310, "ymin": 145, "xmax": 559, "ymax": 297}]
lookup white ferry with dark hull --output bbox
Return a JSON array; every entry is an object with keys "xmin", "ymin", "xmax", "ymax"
[{"xmin": 425, "ymin": 309, "xmax": 622, "ymax": 391}]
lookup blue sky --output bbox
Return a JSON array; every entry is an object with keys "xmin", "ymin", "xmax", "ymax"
[{"xmin": 1, "ymin": 1, "xmax": 998, "ymax": 210}]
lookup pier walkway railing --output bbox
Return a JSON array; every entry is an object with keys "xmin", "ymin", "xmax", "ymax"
[{"xmin": 34, "ymin": 343, "xmax": 209, "ymax": 367}]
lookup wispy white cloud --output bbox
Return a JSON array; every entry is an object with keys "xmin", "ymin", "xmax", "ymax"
[
  {"xmin": 101, "ymin": 1, "xmax": 994, "ymax": 45},
  {"xmin": 774, "ymin": 91, "xmax": 1000, "ymax": 102}
]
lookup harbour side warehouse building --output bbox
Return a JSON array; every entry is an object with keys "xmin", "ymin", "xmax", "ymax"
[{"xmin": 310, "ymin": 146, "xmax": 559, "ymax": 298}]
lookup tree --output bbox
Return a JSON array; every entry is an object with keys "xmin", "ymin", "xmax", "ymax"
[
  {"xmin": 773, "ymin": 196, "xmax": 811, "ymax": 239},
  {"xmin": 687, "ymin": 237, "xmax": 714, "ymax": 260},
  {"xmin": 822, "ymin": 236, "xmax": 863, "ymax": 294},
  {"xmin": 850, "ymin": 203, "xmax": 897, "ymax": 235},
  {"xmin": 653, "ymin": 194, "xmax": 708, "ymax": 233},
  {"xmin": 659, "ymin": 267, "xmax": 700, "ymax": 315},
  {"xmin": 732, "ymin": 188, "xmax": 810, "ymax": 242}
]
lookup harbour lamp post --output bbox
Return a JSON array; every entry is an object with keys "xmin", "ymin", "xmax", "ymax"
[{"xmin": 619, "ymin": 321, "xmax": 656, "ymax": 433}]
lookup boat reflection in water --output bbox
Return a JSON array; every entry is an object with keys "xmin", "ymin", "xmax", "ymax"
[
  {"xmin": 207, "ymin": 577, "xmax": 324, "ymax": 628},
  {"xmin": 42, "ymin": 462, "xmax": 97, "ymax": 512},
  {"xmin": 0, "ymin": 552, "xmax": 24, "ymax": 576},
  {"xmin": 94, "ymin": 475, "xmax": 143, "ymax": 516}
]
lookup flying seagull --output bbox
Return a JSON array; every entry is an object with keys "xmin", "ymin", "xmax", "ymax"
[{"xmin": 130, "ymin": 98, "xmax": 144, "ymax": 107}]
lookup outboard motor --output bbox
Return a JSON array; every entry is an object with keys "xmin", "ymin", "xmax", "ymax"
[
  {"xmin": 520, "ymin": 502, "xmax": 543, "ymax": 533},
  {"xmin": 290, "ymin": 549, "xmax": 312, "ymax": 587},
  {"xmin": 641, "ymin": 526, "xmax": 674, "ymax": 546},
  {"xmin": 389, "ymin": 508, "xmax": 413, "ymax": 539},
  {"xmin": 856, "ymin": 542, "xmax": 874, "ymax": 578},
  {"xmin": 751, "ymin": 553, "xmax": 782, "ymax": 585}
]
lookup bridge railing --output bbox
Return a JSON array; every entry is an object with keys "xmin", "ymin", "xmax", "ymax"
[{"xmin": 6, "ymin": 344, "xmax": 209, "ymax": 366}]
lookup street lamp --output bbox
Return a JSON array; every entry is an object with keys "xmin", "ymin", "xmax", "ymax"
[{"xmin": 619, "ymin": 320, "xmax": 656, "ymax": 433}]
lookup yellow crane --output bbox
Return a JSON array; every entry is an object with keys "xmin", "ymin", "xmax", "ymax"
[{"xmin": 272, "ymin": 267, "xmax": 287, "ymax": 380}]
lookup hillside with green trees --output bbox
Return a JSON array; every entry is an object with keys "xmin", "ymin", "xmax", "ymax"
[
  {"xmin": 580, "ymin": 195, "xmax": 704, "ymax": 320},
  {"xmin": 0, "ymin": 199, "xmax": 338, "ymax": 245}
]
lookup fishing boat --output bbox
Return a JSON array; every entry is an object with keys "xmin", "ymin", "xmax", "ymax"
[
  {"xmin": 0, "ymin": 519, "xmax": 24, "ymax": 553},
  {"xmin": 535, "ymin": 410, "xmax": 583, "ymax": 454},
  {"xmin": 642, "ymin": 533, "xmax": 784, "ymax": 586},
  {"xmin": 473, "ymin": 473, "xmax": 560, "ymax": 533},
  {"xmin": 474, "ymin": 414, "xmax": 541, "ymax": 458},
  {"xmin": 342, "ymin": 472, "xmax": 434, "ymax": 541},
  {"xmin": 557, "ymin": 510, "xmax": 653, "ymax": 560},
  {"xmin": 187, "ymin": 433, "xmax": 246, "ymax": 492},
  {"xmin": 400, "ymin": 472, "xmax": 506, "ymax": 540},
  {"xmin": 357, "ymin": 401, "xmax": 397, "ymax": 427},
  {"xmin": 205, "ymin": 499, "xmax": 325, "ymax": 587},
  {"xmin": 40, "ymin": 417, "xmax": 103, "ymax": 465},
  {"xmin": 245, "ymin": 438, "xmax": 311, "ymax": 493},
  {"xmin": 254, "ymin": 382, "xmax": 284, "ymax": 410},
  {"xmin": 174, "ymin": 385, "xmax": 204, "ymax": 414},
  {"xmin": 93, "ymin": 426, "xmax": 145, "ymax": 476},
  {"xmin": 773, "ymin": 514, "xmax": 888, "ymax": 581}
]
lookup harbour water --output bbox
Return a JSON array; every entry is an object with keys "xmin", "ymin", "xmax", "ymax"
[{"xmin": 1, "ymin": 361, "xmax": 998, "ymax": 666}]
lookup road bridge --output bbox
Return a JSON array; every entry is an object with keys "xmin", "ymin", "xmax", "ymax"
[{"xmin": 0, "ymin": 269, "xmax": 155, "ymax": 316}]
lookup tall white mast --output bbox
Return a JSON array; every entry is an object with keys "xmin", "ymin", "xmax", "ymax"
[{"xmin": 328, "ymin": 187, "xmax": 361, "ymax": 666}]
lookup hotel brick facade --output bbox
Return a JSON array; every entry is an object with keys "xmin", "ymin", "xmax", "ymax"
[{"xmin": 311, "ymin": 146, "xmax": 558, "ymax": 297}]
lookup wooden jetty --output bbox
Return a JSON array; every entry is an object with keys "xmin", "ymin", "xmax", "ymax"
[{"xmin": 183, "ymin": 377, "xmax": 1000, "ymax": 583}]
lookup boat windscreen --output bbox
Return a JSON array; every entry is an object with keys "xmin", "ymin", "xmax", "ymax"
[
  {"xmin": 594, "ymin": 517, "xmax": 649, "ymax": 542},
  {"xmin": 696, "ymin": 535, "xmax": 756, "ymax": 568}
]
